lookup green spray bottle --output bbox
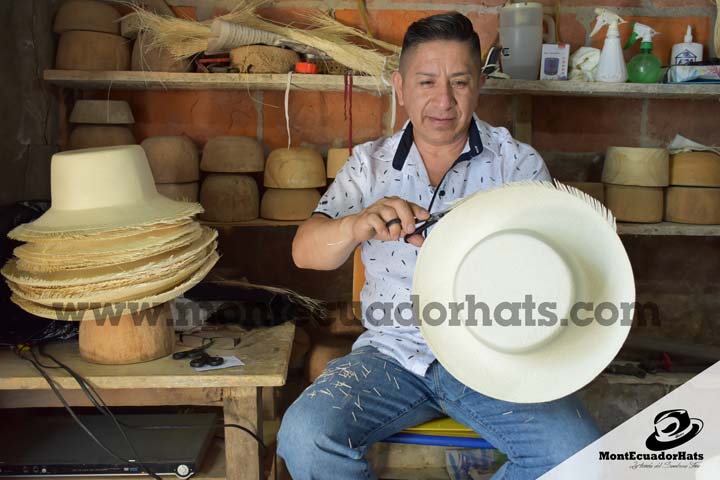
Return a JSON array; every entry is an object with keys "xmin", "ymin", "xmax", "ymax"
[{"xmin": 624, "ymin": 22, "xmax": 662, "ymax": 83}]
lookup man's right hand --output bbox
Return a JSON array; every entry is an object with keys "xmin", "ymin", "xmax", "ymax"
[{"xmin": 351, "ymin": 196, "xmax": 430, "ymax": 247}]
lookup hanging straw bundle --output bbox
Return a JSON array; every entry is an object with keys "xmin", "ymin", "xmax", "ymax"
[
  {"xmin": 296, "ymin": 10, "xmax": 401, "ymax": 55},
  {"xmin": 126, "ymin": 1, "xmax": 399, "ymax": 83}
]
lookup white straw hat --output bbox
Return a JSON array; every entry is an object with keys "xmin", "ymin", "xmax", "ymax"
[
  {"xmin": 9, "ymin": 145, "xmax": 203, "ymax": 241},
  {"xmin": 414, "ymin": 181, "xmax": 635, "ymax": 403}
]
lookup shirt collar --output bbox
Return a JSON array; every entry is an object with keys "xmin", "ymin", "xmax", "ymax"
[{"xmin": 391, "ymin": 116, "xmax": 484, "ymax": 171}]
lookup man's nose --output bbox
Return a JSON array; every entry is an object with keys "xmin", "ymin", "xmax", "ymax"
[{"xmin": 434, "ymin": 82, "xmax": 455, "ymax": 109}]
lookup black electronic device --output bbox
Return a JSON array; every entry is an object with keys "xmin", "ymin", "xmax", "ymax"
[{"xmin": 0, "ymin": 412, "xmax": 218, "ymax": 478}]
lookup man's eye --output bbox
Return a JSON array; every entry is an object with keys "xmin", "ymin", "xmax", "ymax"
[
  {"xmin": 420, "ymin": 81, "xmax": 433, "ymax": 86},
  {"xmin": 453, "ymin": 81, "xmax": 468, "ymax": 87}
]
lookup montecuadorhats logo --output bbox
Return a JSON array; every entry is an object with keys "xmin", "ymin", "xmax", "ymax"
[{"xmin": 645, "ymin": 409, "xmax": 704, "ymax": 451}]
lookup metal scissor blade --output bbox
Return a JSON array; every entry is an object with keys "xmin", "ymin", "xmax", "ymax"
[{"xmin": 403, "ymin": 206, "xmax": 455, "ymax": 242}]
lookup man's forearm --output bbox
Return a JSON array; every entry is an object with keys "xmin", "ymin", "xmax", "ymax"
[{"xmin": 292, "ymin": 214, "xmax": 359, "ymax": 270}]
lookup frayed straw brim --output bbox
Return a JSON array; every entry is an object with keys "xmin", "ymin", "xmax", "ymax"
[
  {"xmin": 3, "ymin": 228, "xmax": 218, "ymax": 288},
  {"xmin": 8, "ymin": 194, "xmax": 203, "ymax": 242},
  {"xmin": 12, "ymin": 218, "xmax": 196, "ymax": 243},
  {"xmin": 15, "ymin": 225, "xmax": 205, "ymax": 272},
  {"xmin": 9, "ymin": 247, "xmax": 216, "ymax": 305},
  {"xmin": 9, "ymin": 251, "xmax": 219, "ymax": 322},
  {"xmin": 14, "ymin": 222, "xmax": 200, "ymax": 258}
]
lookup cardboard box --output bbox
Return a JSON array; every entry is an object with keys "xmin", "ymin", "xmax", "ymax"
[{"xmin": 540, "ymin": 44, "xmax": 570, "ymax": 80}]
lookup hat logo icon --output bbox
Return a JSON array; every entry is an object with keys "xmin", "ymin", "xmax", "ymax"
[{"xmin": 645, "ymin": 409, "xmax": 703, "ymax": 451}]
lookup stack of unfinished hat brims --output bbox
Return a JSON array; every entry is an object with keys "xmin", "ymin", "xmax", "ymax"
[
  {"xmin": 1, "ymin": 145, "xmax": 218, "ymax": 324},
  {"xmin": 142, "ymin": 135, "xmax": 200, "ymax": 202},
  {"xmin": 200, "ymin": 136, "xmax": 264, "ymax": 222},
  {"xmin": 602, "ymin": 146, "xmax": 669, "ymax": 223},
  {"xmin": 665, "ymin": 150, "xmax": 720, "ymax": 224},
  {"xmin": 262, "ymin": 147, "xmax": 326, "ymax": 220},
  {"xmin": 54, "ymin": 0, "xmax": 130, "ymax": 71},
  {"xmin": 69, "ymin": 100, "xmax": 137, "ymax": 150}
]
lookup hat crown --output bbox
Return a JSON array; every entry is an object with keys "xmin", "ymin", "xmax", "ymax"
[{"xmin": 51, "ymin": 145, "xmax": 158, "ymax": 211}]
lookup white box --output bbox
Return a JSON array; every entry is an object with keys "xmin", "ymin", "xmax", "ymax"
[{"xmin": 540, "ymin": 44, "xmax": 570, "ymax": 80}]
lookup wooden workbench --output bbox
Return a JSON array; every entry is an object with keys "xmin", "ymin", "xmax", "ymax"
[{"xmin": 0, "ymin": 322, "xmax": 295, "ymax": 480}]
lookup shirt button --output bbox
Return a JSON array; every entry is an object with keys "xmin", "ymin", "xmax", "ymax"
[{"xmin": 439, "ymin": 190, "xmax": 446, "ymax": 197}]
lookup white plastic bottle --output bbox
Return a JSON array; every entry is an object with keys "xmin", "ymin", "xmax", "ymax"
[
  {"xmin": 590, "ymin": 9, "xmax": 628, "ymax": 83},
  {"xmin": 671, "ymin": 25, "xmax": 703, "ymax": 65}
]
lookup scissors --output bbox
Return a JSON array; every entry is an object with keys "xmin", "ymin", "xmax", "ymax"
[{"xmin": 385, "ymin": 208, "xmax": 453, "ymax": 242}]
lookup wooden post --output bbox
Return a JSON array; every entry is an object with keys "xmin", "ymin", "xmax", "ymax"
[
  {"xmin": 512, "ymin": 94, "xmax": 532, "ymax": 144},
  {"xmin": 224, "ymin": 387, "xmax": 262, "ymax": 480}
]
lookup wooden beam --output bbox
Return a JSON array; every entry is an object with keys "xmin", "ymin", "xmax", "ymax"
[{"xmin": 512, "ymin": 95, "xmax": 532, "ymax": 144}]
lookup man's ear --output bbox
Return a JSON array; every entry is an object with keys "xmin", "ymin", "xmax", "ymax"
[{"xmin": 391, "ymin": 70, "xmax": 405, "ymax": 107}]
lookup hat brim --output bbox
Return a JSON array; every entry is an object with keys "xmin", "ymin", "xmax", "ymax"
[
  {"xmin": 8, "ymin": 246, "xmax": 216, "ymax": 306},
  {"xmin": 8, "ymin": 194, "xmax": 202, "ymax": 241},
  {"xmin": 2, "ymin": 228, "xmax": 218, "ymax": 287},
  {"xmin": 13, "ymin": 222, "xmax": 199, "ymax": 258},
  {"xmin": 15, "ymin": 225, "xmax": 205, "ymax": 272},
  {"xmin": 415, "ymin": 182, "xmax": 635, "ymax": 404},
  {"xmin": 10, "ymin": 251, "xmax": 219, "ymax": 321}
]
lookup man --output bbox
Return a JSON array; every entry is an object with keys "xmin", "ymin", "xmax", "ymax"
[{"xmin": 278, "ymin": 12, "xmax": 600, "ymax": 479}]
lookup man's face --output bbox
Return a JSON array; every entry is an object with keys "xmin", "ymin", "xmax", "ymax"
[{"xmin": 392, "ymin": 40, "xmax": 484, "ymax": 147}]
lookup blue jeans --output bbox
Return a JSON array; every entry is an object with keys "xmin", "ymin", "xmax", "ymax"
[{"xmin": 278, "ymin": 346, "xmax": 600, "ymax": 479}]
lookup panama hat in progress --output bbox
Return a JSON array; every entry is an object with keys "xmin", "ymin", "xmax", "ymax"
[
  {"xmin": 414, "ymin": 181, "xmax": 635, "ymax": 404},
  {"xmin": 9, "ymin": 146, "xmax": 203, "ymax": 241}
]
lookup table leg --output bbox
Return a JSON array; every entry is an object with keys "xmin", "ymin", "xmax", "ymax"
[{"xmin": 224, "ymin": 387, "xmax": 262, "ymax": 480}]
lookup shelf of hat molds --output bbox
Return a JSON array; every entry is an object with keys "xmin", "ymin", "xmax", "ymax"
[
  {"xmin": 616, "ymin": 222, "xmax": 720, "ymax": 236},
  {"xmin": 43, "ymin": 70, "xmax": 720, "ymax": 98}
]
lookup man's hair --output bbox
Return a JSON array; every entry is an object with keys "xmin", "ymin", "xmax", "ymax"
[{"xmin": 400, "ymin": 12, "xmax": 482, "ymax": 72}]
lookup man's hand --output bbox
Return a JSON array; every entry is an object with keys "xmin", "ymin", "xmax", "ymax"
[{"xmin": 351, "ymin": 196, "xmax": 431, "ymax": 247}]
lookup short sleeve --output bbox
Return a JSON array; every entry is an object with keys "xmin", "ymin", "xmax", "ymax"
[
  {"xmin": 313, "ymin": 152, "xmax": 370, "ymax": 219},
  {"xmin": 501, "ymin": 138, "xmax": 552, "ymax": 182}
]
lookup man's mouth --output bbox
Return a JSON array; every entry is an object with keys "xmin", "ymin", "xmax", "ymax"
[{"xmin": 428, "ymin": 116, "xmax": 456, "ymax": 124}]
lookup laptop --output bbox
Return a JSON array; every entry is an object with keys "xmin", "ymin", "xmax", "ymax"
[{"xmin": 0, "ymin": 412, "xmax": 218, "ymax": 478}]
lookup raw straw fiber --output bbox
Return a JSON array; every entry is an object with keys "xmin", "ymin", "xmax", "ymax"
[
  {"xmin": 8, "ymin": 252, "xmax": 219, "ymax": 322},
  {"xmin": 2, "ymin": 229, "xmax": 218, "ymax": 288},
  {"xmin": 9, "ymin": 249, "xmax": 216, "ymax": 305},
  {"xmin": 132, "ymin": 31, "xmax": 192, "ymax": 72},
  {"xmin": 9, "ymin": 245, "xmax": 216, "ymax": 304},
  {"xmin": 15, "ymin": 225, "xmax": 204, "ymax": 273},
  {"xmin": 230, "ymin": 46, "xmax": 300, "ymax": 73}
]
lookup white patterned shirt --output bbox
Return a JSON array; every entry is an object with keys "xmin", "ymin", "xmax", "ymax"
[{"xmin": 313, "ymin": 114, "xmax": 551, "ymax": 376}]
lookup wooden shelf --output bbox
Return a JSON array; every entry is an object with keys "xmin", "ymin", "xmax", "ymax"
[
  {"xmin": 43, "ymin": 70, "xmax": 389, "ymax": 94},
  {"xmin": 43, "ymin": 70, "xmax": 720, "ymax": 98},
  {"xmin": 616, "ymin": 222, "xmax": 720, "ymax": 236}
]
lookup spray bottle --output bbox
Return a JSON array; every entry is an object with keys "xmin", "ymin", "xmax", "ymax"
[
  {"xmin": 590, "ymin": 8, "xmax": 627, "ymax": 83},
  {"xmin": 624, "ymin": 23, "xmax": 662, "ymax": 83}
]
